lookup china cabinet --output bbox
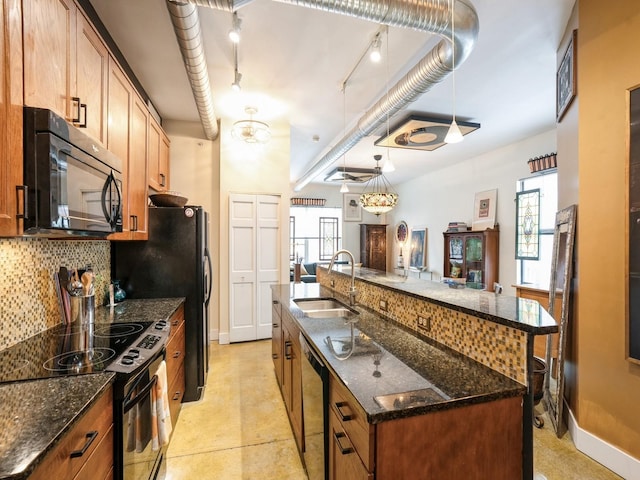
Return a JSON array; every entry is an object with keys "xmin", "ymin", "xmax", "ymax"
[{"xmin": 443, "ymin": 228, "xmax": 499, "ymax": 292}]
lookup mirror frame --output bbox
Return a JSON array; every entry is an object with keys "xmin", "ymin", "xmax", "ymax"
[{"xmin": 543, "ymin": 204, "xmax": 577, "ymax": 437}]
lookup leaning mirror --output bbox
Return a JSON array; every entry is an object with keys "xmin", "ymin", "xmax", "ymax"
[{"xmin": 543, "ymin": 204, "xmax": 577, "ymax": 437}]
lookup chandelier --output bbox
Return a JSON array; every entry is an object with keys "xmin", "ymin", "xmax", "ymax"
[
  {"xmin": 359, "ymin": 155, "xmax": 398, "ymax": 215},
  {"xmin": 232, "ymin": 107, "xmax": 271, "ymax": 144}
]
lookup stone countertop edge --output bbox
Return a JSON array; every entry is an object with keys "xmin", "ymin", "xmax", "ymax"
[
  {"xmin": 0, "ymin": 373, "xmax": 114, "ymax": 480},
  {"xmin": 318, "ymin": 265, "xmax": 558, "ymax": 335},
  {"xmin": 273, "ymin": 283, "xmax": 526, "ymax": 425},
  {"xmin": 0, "ymin": 297, "xmax": 186, "ymax": 480}
]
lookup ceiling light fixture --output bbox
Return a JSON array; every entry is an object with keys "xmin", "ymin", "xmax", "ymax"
[
  {"xmin": 369, "ymin": 33, "xmax": 382, "ymax": 63},
  {"xmin": 340, "ymin": 86, "xmax": 349, "ymax": 193},
  {"xmin": 231, "ymin": 44, "xmax": 242, "ymax": 92},
  {"xmin": 228, "ymin": 12, "xmax": 241, "ymax": 44},
  {"xmin": 445, "ymin": 0, "xmax": 463, "ymax": 144},
  {"xmin": 232, "ymin": 107, "xmax": 271, "ymax": 144},
  {"xmin": 360, "ymin": 155, "xmax": 398, "ymax": 215}
]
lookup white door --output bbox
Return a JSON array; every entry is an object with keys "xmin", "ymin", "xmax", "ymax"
[{"xmin": 229, "ymin": 194, "xmax": 280, "ymax": 342}]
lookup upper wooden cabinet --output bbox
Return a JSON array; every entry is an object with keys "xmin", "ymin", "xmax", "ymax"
[
  {"xmin": 443, "ymin": 228, "xmax": 500, "ymax": 292},
  {"xmin": 148, "ymin": 115, "xmax": 170, "ymax": 192},
  {"xmin": 0, "ymin": 0, "xmax": 24, "ymax": 236}
]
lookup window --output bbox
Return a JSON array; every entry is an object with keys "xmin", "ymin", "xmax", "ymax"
[
  {"xmin": 516, "ymin": 172, "xmax": 557, "ymax": 286},
  {"xmin": 290, "ymin": 206, "xmax": 342, "ymax": 264}
]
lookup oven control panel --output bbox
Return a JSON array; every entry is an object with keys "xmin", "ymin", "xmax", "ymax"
[{"xmin": 107, "ymin": 320, "xmax": 171, "ymax": 374}]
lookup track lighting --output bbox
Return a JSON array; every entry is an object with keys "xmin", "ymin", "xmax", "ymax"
[
  {"xmin": 370, "ymin": 34, "xmax": 382, "ymax": 63},
  {"xmin": 228, "ymin": 12, "xmax": 241, "ymax": 43},
  {"xmin": 231, "ymin": 70, "xmax": 242, "ymax": 92}
]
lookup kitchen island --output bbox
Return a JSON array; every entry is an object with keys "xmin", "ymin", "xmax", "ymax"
[{"xmin": 273, "ymin": 267, "xmax": 557, "ymax": 480}]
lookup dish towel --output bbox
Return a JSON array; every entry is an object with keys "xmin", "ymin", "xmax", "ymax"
[{"xmin": 150, "ymin": 360, "xmax": 172, "ymax": 451}]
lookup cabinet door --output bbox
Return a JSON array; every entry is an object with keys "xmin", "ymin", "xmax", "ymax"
[
  {"xmin": 464, "ymin": 234, "xmax": 484, "ymax": 286},
  {"xmin": 128, "ymin": 94, "xmax": 149, "ymax": 239},
  {"xmin": 159, "ymin": 131, "xmax": 171, "ymax": 190},
  {"xmin": 76, "ymin": 11, "xmax": 108, "ymax": 145},
  {"xmin": 23, "ymin": 0, "xmax": 77, "ymax": 119},
  {"xmin": 0, "ymin": 0, "xmax": 23, "ymax": 236},
  {"xmin": 148, "ymin": 116, "xmax": 170, "ymax": 192},
  {"xmin": 328, "ymin": 409, "xmax": 372, "ymax": 480},
  {"xmin": 272, "ymin": 298, "xmax": 283, "ymax": 388}
]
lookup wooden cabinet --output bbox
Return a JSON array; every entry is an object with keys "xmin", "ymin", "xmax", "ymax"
[
  {"xmin": 360, "ymin": 224, "xmax": 387, "ymax": 271},
  {"xmin": 29, "ymin": 385, "xmax": 114, "ymax": 480},
  {"xmin": 128, "ymin": 93, "xmax": 149, "ymax": 239},
  {"xmin": 443, "ymin": 228, "xmax": 499, "ymax": 292},
  {"xmin": 272, "ymin": 295, "xmax": 283, "ymax": 387},
  {"xmin": 148, "ymin": 115, "xmax": 171, "ymax": 192},
  {"xmin": 0, "ymin": 0, "xmax": 23, "ymax": 236},
  {"xmin": 24, "ymin": 0, "xmax": 107, "ymax": 144},
  {"xmin": 166, "ymin": 304, "xmax": 186, "ymax": 427},
  {"xmin": 328, "ymin": 408, "xmax": 373, "ymax": 480}
]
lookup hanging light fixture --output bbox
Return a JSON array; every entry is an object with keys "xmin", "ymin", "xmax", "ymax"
[
  {"xmin": 340, "ymin": 85, "xmax": 349, "ymax": 193},
  {"xmin": 232, "ymin": 107, "xmax": 271, "ymax": 144},
  {"xmin": 369, "ymin": 33, "xmax": 382, "ymax": 63},
  {"xmin": 445, "ymin": 0, "xmax": 464, "ymax": 144},
  {"xmin": 231, "ymin": 44, "xmax": 242, "ymax": 92},
  {"xmin": 359, "ymin": 155, "xmax": 398, "ymax": 215},
  {"xmin": 228, "ymin": 12, "xmax": 241, "ymax": 43}
]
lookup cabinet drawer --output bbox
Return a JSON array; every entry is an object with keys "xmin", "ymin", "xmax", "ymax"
[
  {"xmin": 30, "ymin": 385, "xmax": 113, "ymax": 480},
  {"xmin": 168, "ymin": 304, "xmax": 185, "ymax": 340},
  {"xmin": 329, "ymin": 408, "xmax": 373, "ymax": 480},
  {"xmin": 168, "ymin": 364, "xmax": 185, "ymax": 428},
  {"xmin": 74, "ymin": 424, "xmax": 114, "ymax": 480},
  {"xmin": 166, "ymin": 320, "xmax": 185, "ymax": 383},
  {"xmin": 329, "ymin": 375, "xmax": 374, "ymax": 471}
]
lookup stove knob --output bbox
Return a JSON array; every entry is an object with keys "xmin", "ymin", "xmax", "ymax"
[
  {"xmin": 155, "ymin": 321, "xmax": 166, "ymax": 330},
  {"xmin": 121, "ymin": 355, "xmax": 135, "ymax": 365},
  {"xmin": 128, "ymin": 349, "xmax": 140, "ymax": 358}
]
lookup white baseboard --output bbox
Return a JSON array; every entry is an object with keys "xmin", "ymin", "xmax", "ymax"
[
  {"xmin": 218, "ymin": 332, "xmax": 230, "ymax": 345},
  {"xmin": 568, "ymin": 407, "xmax": 640, "ymax": 479},
  {"xmin": 209, "ymin": 328, "xmax": 219, "ymax": 341}
]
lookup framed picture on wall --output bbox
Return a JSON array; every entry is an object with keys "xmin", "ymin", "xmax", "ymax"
[
  {"xmin": 343, "ymin": 193, "xmax": 362, "ymax": 222},
  {"xmin": 557, "ymin": 29, "xmax": 577, "ymax": 122},
  {"xmin": 409, "ymin": 227, "xmax": 428, "ymax": 270},
  {"xmin": 472, "ymin": 189, "xmax": 497, "ymax": 231}
]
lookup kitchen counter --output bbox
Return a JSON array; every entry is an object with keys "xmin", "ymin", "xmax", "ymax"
[
  {"xmin": 324, "ymin": 266, "xmax": 558, "ymax": 334},
  {"xmin": 0, "ymin": 373, "xmax": 114, "ymax": 480},
  {"xmin": 273, "ymin": 282, "xmax": 526, "ymax": 424},
  {"xmin": 0, "ymin": 297, "xmax": 185, "ymax": 480}
]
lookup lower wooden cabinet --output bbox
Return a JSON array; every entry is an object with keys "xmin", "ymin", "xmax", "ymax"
[
  {"xmin": 328, "ymin": 408, "xmax": 372, "ymax": 480},
  {"xmin": 29, "ymin": 385, "xmax": 114, "ymax": 480},
  {"xmin": 165, "ymin": 304, "xmax": 186, "ymax": 428},
  {"xmin": 271, "ymin": 295, "xmax": 283, "ymax": 387},
  {"xmin": 281, "ymin": 311, "xmax": 303, "ymax": 454}
]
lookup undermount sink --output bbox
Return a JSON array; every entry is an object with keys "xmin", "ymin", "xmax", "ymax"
[{"xmin": 294, "ymin": 298, "xmax": 359, "ymax": 319}]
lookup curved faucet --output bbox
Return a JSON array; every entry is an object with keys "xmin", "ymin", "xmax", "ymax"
[{"xmin": 328, "ymin": 249, "xmax": 357, "ymax": 306}]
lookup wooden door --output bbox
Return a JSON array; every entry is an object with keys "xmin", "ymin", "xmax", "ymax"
[
  {"xmin": 128, "ymin": 94, "xmax": 148, "ymax": 239},
  {"xmin": 361, "ymin": 224, "xmax": 387, "ymax": 271},
  {"xmin": 229, "ymin": 194, "xmax": 281, "ymax": 342},
  {"xmin": 23, "ymin": 0, "xmax": 77, "ymax": 119},
  {"xmin": 75, "ymin": 11, "xmax": 108, "ymax": 145},
  {"xmin": 0, "ymin": 0, "xmax": 23, "ymax": 236}
]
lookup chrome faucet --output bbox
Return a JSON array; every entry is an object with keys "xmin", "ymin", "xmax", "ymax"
[{"xmin": 328, "ymin": 249, "xmax": 357, "ymax": 306}]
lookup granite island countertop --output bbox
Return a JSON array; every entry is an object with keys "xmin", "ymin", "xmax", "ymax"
[
  {"xmin": 273, "ymin": 282, "xmax": 526, "ymax": 424},
  {"xmin": 321, "ymin": 265, "xmax": 558, "ymax": 335},
  {"xmin": 0, "ymin": 297, "xmax": 185, "ymax": 480}
]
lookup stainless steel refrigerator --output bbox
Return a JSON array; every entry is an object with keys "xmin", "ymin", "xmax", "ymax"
[{"xmin": 112, "ymin": 206, "xmax": 212, "ymax": 402}]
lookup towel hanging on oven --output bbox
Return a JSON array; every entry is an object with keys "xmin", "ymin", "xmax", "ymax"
[{"xmin": 151, "ymin": 360, "xmax": 172, "ymax": 450}]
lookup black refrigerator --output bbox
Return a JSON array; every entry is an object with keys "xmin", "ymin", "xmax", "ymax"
[{"xmin": 112, "ymin": 206, "xmax": 212, "ymax": 402}]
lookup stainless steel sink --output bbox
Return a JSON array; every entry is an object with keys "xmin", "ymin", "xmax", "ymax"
[{"xmin": 294, "ymin": 298, "xmax": 359, "ymax": 319}]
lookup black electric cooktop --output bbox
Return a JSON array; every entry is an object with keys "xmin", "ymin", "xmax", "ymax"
[{"xmin": 0, "ymin": 320, "xmax": 156, "ymax": 383}]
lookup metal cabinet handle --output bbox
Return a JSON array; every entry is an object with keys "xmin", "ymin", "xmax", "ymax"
[
  {"xmin": 172, "ymin": 319, "xmax": 180, "ymax": 326},
  {"xmin": 70, "ymin": 431, "xmax": 98, "ymax": 458},
  {"xmin": 131, "ymin": 215, "xmax": 138, "ymax": 231},
  {"xmin": 172, "ymin": 350, "xmax": 181, "ymax": 358},
  {"xmin": 160, "ymin": 173, "xmax": 166, "ymax": 187},
  {"xmin": 78, "ymin": 103, "xmax": 87, "ymax": 128},
  {"xmin": 272, "ymin": 353, "xmax": 278, "ymax": 360},
  {"xmin": 16, "ymin": 185, "xmax": 28, "ymax": 219},
  {"xmin": 71, "ymin": 96, "xmax": 81, "ymax": 123},
  {"xmin": 172, "ymin": 391, "xmax": 181, "ymax": 401},
  {"xmin": 284, "ymin": 341, "xmax": 292, "ymax": 360},
  {"xmin": 334, "ymin": 432, "xmax": 354, "ymax": 455},
  {"xmin": 273, "ymin": 323, "xmax": 279, "ymax": 328},
  {"xmin": 272, "ymin": 300, "xmax": 279, "ymax": 305},
  {"xmin": 335, "ymin": 401, "xmax": 353, "ymax": 421}
]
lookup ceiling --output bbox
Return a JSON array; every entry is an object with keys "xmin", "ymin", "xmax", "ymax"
[{"xmin": 89, "ymin": 0, "xmax": 576, "ymax": 189}]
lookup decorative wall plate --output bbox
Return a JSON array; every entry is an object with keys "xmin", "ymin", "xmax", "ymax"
[{"xmin": 396, "ymin": 221, "xmax": 408, "ymax": 243}]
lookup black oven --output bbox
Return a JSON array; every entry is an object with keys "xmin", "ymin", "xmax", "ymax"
[{"xmin": 22, "ymin": 106, "xmax": 123, "ymax": 237}]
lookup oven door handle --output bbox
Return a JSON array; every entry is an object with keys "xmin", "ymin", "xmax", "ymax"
[{"xmin": 123, "ymin": 374, "xmax": 158, "ymax": 414}]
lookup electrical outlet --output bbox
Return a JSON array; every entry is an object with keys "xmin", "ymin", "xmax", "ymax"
[
  {"xmin": 379, "ymin": 299, "xmax": 388, "ymax": 312},
  {"xmin": 417, "ymin": 315, "xmax": 431, "ymax": 332},
  {"xmin": 330, "ymin": 280, "xmax": 335, "ymax": 288}
]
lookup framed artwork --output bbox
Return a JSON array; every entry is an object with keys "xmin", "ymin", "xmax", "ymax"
[
  {"xmin": 472, "ymin": 189, "xmax": 497, "ymax": 231},
  {"xmin": 343, "ymin": 193, "xmax": 362, "ymax": 222},
  {"xmin": 556, "ymin": 30, "xmax": 577, "ymax": 122},
  {"xmin": 409, "ymin": 227, "xmax": 428, "ymax": 270},
  {"xmin": 396, "ymin": 221, "xmax": 408, "ymax": 244}
]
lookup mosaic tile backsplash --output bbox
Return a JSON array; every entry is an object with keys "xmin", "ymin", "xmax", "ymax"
[
  {"xmin": 0, "ymin": 238, "xmax": 110, "ymax": 350},
  {"xmin": 318, "ymin": 268, "xmax": 527, "ymax": 385}
]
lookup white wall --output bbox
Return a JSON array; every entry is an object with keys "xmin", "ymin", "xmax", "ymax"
[{"xmin": 386, "ymin": 129, "xmax": 557, "ymax": 296}]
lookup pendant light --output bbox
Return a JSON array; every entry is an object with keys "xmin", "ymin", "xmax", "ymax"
[
  {"xmin": 232, "ymin": 107, "xmax": 271, "ymax": 144},
  {"xmin": 360, "ymin": 155, "xmax": 398, "ymax": 215},
  {"xmin": 340, "ymin": 86, "xmax": 349, "ymax": 193},
  {"xmin": 382, "ymin": 29, "xmax": 395, "ymax": 173},
  {"xmin": 445, "ymin": 0, "xmax": 464, "ymax": 144}
]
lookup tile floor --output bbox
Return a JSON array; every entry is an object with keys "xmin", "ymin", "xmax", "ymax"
[{"xmin": 164, "ymin": 340, "xmax": 622, "ymax": 480}]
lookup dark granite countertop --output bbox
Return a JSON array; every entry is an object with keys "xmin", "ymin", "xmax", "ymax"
[
  {"xmin": 273, "ymin": 283, "xmax": 526, "ymax": 424},
  {"xmin": 322, "ymin": 266, "xmax": 558, "ymax": 335},
  {"xmin": 0, "ymin": 373, "xmax": 114, "ymax": 480},
  {"xmin": 0, "ymin": 297, "xmax": 185, "ymax": 480}
]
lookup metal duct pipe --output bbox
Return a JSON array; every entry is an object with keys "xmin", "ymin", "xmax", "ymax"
[
  {"xmin": 166, "ymin": 1, "xmax": 219, "ymax": 140},
  {"xmin": 288, "ymin": 0, "xmax": 479, "ymax": 190}
]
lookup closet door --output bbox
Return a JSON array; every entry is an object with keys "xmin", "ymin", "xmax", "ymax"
[{"xmin": 229, "ymin": 194, "xmax": 281, "ymax": 343}]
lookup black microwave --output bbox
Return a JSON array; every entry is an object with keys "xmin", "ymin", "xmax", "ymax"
[{"xmin": 22, "ymin": 106, "xmax": 123, "ymax": 237}]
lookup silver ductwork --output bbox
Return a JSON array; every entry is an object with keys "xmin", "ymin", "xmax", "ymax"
[
  {"xmin": 169, "ymin": 0, "xmax": 478, "ymax": 182},
  {"xmin": 166, "ymin": 1, "xmax": 219, "ymax": 139}
]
